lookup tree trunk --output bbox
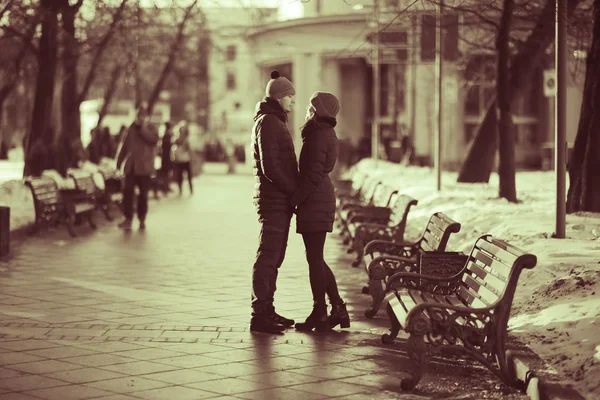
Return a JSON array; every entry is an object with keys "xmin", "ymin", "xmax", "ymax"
[
  {"xmin": 97, "ymin": 64, "xmax": 123, "ymax": 126},
  {"xmin": 24, "ymin": 0, "xmax": 60, "ymax": 177},
  {"xmin": 146, "ymin": 0, "xmax": 198, "ymax": 115},
  {"xmin": 457, "ymin": 0, "xmax": 582, "ymax": 183},
  {"xmin": 497, "ymin": 0, "xmax": 517, "ymax": 202},
  {"xmin": 566, "ymin": 0, "xmax": 600, "ymax": 212},
  {"xmin": 60, "ymin": 3, "xmax": 81, "ymax": 147}
]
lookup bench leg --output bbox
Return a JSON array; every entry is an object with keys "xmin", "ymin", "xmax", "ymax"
[
  {"xmin": 351, "ymin": 238, "xmax": 365, "ymax": 268},
  {"xmin": 381, "ymin": 303, "xmax": 401, "ymax": 344},
  {"xmin": 400, "ymin": 317, "xmax": 427, "ymax": 390},
  {"xmin": 87, "ymin": 211, "xmax": 97, "ymax": 230},
  {"xmin": 65, "ymin": 207, "xmax": 77, "ymax": 238},
  {"xmin": 364, "ymin": 277, "xmax": 385, "ymax": 318},
  {"xmin": 102, "ymin": 205, "xmax": 113, "ymax": 221}
]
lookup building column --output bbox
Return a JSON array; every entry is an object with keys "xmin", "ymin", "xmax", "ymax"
[{"xmin": 292, "ymin": 52, "xmax": 322, "ymax": 154}]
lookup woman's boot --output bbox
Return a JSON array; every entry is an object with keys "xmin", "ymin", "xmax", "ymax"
[
  {"xmin": 295, "ymin": 303, "xmax": 330, "ymax": 332},
  {"xmin": 329, "ymin": 301, "xmax": 350, "ymax": 329}
]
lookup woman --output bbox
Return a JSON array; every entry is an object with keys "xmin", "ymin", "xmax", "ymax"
[
  {"xmin": 290, "ymin": 91, "xmax": 350, "ymax": 332},
  {"xmin": 172, "ymin": 122, "xmax": 193, "ymax": 195}
]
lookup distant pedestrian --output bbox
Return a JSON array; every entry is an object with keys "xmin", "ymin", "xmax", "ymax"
[
  {"xmin": 159, "ymin": 121, "xmax": 174, "ymax": 192},
  {"xmin": 291, "ymin": 91, "xmax": 349, "ymax": 332},
  {"xmin": 116, "ymin": 106, "xmax": 160, "ymax": 230},
  {"xmin": 249, "ymin": 70, "xmax": 298, "ymax": 334},
  {"xmin": 172, "ymin": 121, "xmax": 193, "ymax": 196}
]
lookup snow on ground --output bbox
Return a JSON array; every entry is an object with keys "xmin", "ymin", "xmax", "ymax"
[{"xmin": 350, "ymin": 159, "xmax": 600, "ymax": 398}]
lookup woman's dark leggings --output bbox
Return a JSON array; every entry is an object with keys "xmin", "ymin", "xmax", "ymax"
[{"xmin": 302, "ymin": 232, "xmax": 343, "ymax": 311}]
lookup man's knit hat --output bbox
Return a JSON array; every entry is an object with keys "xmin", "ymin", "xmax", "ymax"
[
  {"xmin": 310, "ymin": 91, "xmax": 340, "ymax": 118},
  {"xmin": 265, "ymin": 71, "xmax": 296, "ymax": 100}
]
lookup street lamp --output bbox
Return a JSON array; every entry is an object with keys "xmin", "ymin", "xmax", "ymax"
[{"xmin": 554, "ymin": 0, "xmax": 567, "ymax": 238}]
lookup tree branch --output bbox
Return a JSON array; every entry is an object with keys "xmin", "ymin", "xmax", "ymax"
[
  {"xmin": 0, "ymin": 0, "xmax": 14, "ymax": 22},
  {"xmin": 146, "ymin": 0, "xmax": 199, "ymax": 115},
  {"xmin": 77, "ymin": 0, "xmax": 128, "ymax": 105}
]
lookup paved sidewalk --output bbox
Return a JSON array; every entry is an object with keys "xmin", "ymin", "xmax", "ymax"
[{"xmin": 0, "ymin": 163, "xmax": 529, "ymax": 399}]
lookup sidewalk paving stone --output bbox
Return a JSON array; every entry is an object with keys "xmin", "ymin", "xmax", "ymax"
[{"xmin": 0, "ymin": 163, "xmax": 532, "ymax": 399}]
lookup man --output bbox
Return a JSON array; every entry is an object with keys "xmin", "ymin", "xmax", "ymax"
[
  {"xmin": 116, "ymin": 106, "xmax": 160, "ymax": 230},
  {"xmin": 250, "ymin": 70, "xmax": 298, "ymax": 333},
  {"xmin": 159, "ymin": 121, "xmax": 174, "ymax": 194}
]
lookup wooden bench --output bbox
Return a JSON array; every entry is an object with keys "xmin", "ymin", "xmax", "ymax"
[
  {"xmin": 24, "ymin": 177, "xmax": 64, "ymax": 235},
  {"xmin": 381, "ymin": 235, "xmax": 537, "ymax": 390},
  {"xmin": 98, "ymin": 170, "xmax": 124, "ymax": 218},
  {"xmin": 361, "ymin": 212, "xmax": 462, "ymax": 318},
  {"xmin": 345, "ymin": 194, "xmax": 418, "ymax": 262},
  {"xmin": 338, "ymin": 183, "xmax": 397, "ymax": 245},
  {"xmin": 335, "ymin": 168, "xmax": 369, "ymax": 200},
  {"xmin": 63, "ymin": 173, "xmax": 98, "ymax": 237}
]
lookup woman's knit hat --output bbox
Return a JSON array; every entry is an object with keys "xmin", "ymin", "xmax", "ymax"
[
  {"xmin": 310, "ymin": 91, "xmax": 340, "ymax": 118},
  {"xmin": 265, "ymin": 71, "xmax": 296, "ymax": 100}
]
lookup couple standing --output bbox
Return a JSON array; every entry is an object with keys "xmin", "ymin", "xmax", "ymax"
[{"xmin": 250, "ymin": 71, "xmax": 349, "ymax": 334}]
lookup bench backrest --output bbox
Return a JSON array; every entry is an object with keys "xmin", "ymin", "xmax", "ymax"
[
  {"xmin": 360, "ymin": 178, "xmax": 382, "ymax": 205},
  {"xmin": 71, "ymin": 174, "xmax": 97, "ymax": 196},
  {"xmin": 417, "ymin": 212, "xmax": 461, "ymax": 252},
  {"xmin": 349, "ymin": 170, "xmax": 369, "ymax": 195},
  {"xmin": 372, "ymin": 184, "xmax": 398, "ymax": 207},
  {"xmin": 25, "ymin": 178, "xmax": 60, "ymax": 206},
  {"xmin": 388, "ymin": 194, "xmax": 418, "ymax": 240},
  {"xmin": 458, "ymin": 235, "xmax": 536, "ymax": 324}
]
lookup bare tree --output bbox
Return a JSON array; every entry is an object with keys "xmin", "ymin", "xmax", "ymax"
[
  {"xmin": 497, "ymin": 0, "xmax": 517, "ymax": 202},
  {"xmin": 567, "ymin": 0, "xmax": 600, "ymax": 212},
  {"xmin": 60, "ymin": 0, "xmax": 128, "ymax": 146},
  {"xmin": 146, "ymin": 0, "xmax": 199, "ymax": 115},
  {"xmin": 0, "ymin": 2, "xmax": 39, "ymax": 155},
  {"xmin": 457, "ymin": 0, "xmax": 584, "ymax": 183},
  {"xmin": 24, "ymin": 0, "xmax": 61, "ymax": 177}
]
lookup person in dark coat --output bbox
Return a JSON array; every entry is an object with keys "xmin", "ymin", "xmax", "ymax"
[
  {"xmin": 250, "ymin": 70, "xmax": 298, "ymax": 334},
  {"xmin": 290, "ymin": 91, "xmax": 350, "ymax": 332},
  {"xmin": 116, "ymin": 106, "xmax": 160, "ymax": 230}
]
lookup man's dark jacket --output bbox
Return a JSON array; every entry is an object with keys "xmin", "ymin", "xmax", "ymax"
[{"xmin": 251, "ymin": 97, "xmax": 298, "ymax": 215}]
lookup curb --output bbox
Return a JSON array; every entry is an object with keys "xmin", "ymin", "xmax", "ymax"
[{"xmin": 507, "ymin": 351, "xmax": 587, "ymax": 400}]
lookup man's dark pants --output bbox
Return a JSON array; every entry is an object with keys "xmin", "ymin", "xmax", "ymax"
[
  {"xmin": 251, "ymin": 211, "xmax": 292, "ymax": 316},
  {"xmin": 123, "ymin": 174, "xmax": 151, "ymax": 221}
]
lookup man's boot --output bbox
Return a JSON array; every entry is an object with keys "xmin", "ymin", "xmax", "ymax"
[
  {"xmin": 250, "ymin": 313, "xmax": 286, "ymax": 334},
  {"xmin": 267, "ymin": 304, "xmax": 294, "ymax": 327}
]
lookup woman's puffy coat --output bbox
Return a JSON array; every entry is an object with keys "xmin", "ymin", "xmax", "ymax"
[{"xmin": 290, "ymin": 116, "xmax": 338, "ymax": 233}]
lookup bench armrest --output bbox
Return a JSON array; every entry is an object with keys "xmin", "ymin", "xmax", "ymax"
[
  {"xmin": 347, "ymin": 206, "xmax": 390, "ymax": 220},
  {"xmin": 364, "ymin": 239, "xmax": 419, "ymax": 257},
  {"xmin": 348, "ymin": 212, "xmax": 390, "ymax": 225},
  {"xmin": 386, "ymin": 270, "xmax": 464, "ymax": 295}
]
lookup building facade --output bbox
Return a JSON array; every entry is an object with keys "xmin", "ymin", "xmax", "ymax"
[{"xmin": 237, "ymin": 0, "xmax": 586, "ymax": 170}]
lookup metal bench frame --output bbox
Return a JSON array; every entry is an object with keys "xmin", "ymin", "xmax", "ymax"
[
  {"xmin": 381, "ymin": 235, "xmax": 537, "ymax": 390},
  {"xmin": 361, "ymin": 212, "xmax": 462, "ymax": 318}
]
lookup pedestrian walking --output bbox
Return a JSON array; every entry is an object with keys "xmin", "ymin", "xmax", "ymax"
[
  {"xmin": 159, "ymin": 121, "xmax": 174, "ymax": 193},
  {"xmin": 116, "ymin": 106, "xmax": 160, "ymax": 230},
  {"xmin": 291, "ymin": 91, "xmax": 350, "ymax": 332},
  {"xmin": 250, "ymin": 70, "xmax": 298, "ymax": 333},
  {"xmin": 172, "ymin": 121, "xmax": 193, "ymax": 196}
]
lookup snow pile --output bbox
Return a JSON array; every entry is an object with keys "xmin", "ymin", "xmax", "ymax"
[
  {"xmin": 0, "ymin": 179, "xmax": 35, "ymax": 231},
  {"xmin": 350, "ymin": 159, "xmax": 600, "ymax": 398}
]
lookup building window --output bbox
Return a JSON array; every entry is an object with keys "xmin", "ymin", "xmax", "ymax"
[
  {"xmin": 380, "ymin": 64, "xmax": 390, "ymax": 116},
  {"xmin": 421, "ymin": 14, "xmax": 459, "ymax": 62},
  {"xmin": 420, "ymin": 15, "xmax": 436, "ymax": 62},
  {"xmin": 226, "ymin": 73, "xmax": 236, "ymax": 91},
  {"xmin": 226, "ymin": 45, "xmax": 236, "ymax": 61},
  {"xmin": 464, "ymin": 53, "xmax": 496, "ymax": 116}
]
